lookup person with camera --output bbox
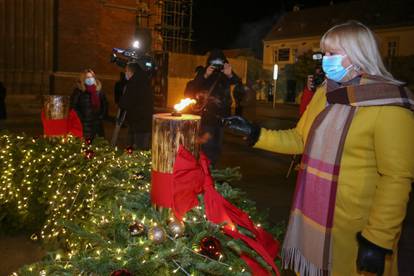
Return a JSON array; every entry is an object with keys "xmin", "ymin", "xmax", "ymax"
[
  {"xmin": 190, "ymin": 49, "xmax": 240, "ymax": 166},
  {"xmin": 118, "ymin": 62, "xmax": 153, "ymax": 150},
  {"xmin": 223, "ymin": 21, "xmax": 414, "ymax": 276},
  {"xmin": 299, "ymin": 66, "xmax": 325, "ymax": 116},
  {"xmin": 70, "ymin": 69, "xmax": 108, "ymax": 139}
]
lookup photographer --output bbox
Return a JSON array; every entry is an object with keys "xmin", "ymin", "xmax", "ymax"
[
  {"xmin": 191, "ymin": 49, "xmax": 240, "ymax": 166},
  {"xmin": 119, "ymin": 62, "xmax": 153, "ymax": 150},
  {"xmin": 299, "ymin": 66, "xmax": 325, "ymax": 116}
]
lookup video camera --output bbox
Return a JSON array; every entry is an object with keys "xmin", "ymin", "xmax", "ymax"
[
  {"xmin": 311, "ymin": 52, "xmax": 325, "ymax": 91},
  {"xmin": 110, "ymin": 40, "xmax": 156, "ymax": 75}
]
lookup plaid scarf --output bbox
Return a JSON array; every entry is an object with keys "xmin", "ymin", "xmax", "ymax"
[{"xmin": 281, "ymin": 75, "xmax": 414, "ymax": 276}]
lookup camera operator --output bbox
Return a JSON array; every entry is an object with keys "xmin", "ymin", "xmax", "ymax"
[
  {"xmin": 191, "ymin": 49, "xmax": 240, "ymax": 166},
  {"xmin": 118, "ymin": 62, "xmax": 153, "ymax": 150},
  {"xmin": 299, "ymin": 66, "xmax": 325, "ymax": 116}
]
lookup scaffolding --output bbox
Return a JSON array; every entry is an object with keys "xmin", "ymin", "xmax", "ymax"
[
  {"xmin": 159, "ymin": 0, "xmax": 193, "ymax": 53},
  {"xmin": 135, "ymin": 0, "xmax": 193, "ymax": 53}
]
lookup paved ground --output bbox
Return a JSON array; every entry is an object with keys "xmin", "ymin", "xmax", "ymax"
[{"xmin": 0, "ymin": 103, "xmax": 299, "ymax": 275}]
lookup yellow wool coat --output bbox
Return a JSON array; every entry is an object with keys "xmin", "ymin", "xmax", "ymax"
[{"xmin": 254, "ymin": 85, "xmax": 414, "ymax": 275}]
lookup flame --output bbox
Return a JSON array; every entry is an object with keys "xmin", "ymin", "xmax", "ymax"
[{"xmin": 174, "ymin": 98, "xmax": 196, "ymax": 112}]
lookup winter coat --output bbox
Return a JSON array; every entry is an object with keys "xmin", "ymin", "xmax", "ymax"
[
  {"xmin": 118, "ymin": 69, "xmax": 153, "ymax": 133},
  {"xmin": 191, "ymin": 70, "xmax": 239, "ymax": 127},
  {"xmin": 70, "ymin": 81, "xmax": 108, "ymax": 139},
  {"xmin": 254, "ymin": 84, "xmax": 414, "ymax": 275},
  {"xmin": 114, "ymin": 79, "xmax": 127, "ymax": 105},
  {"xmin": 0, "ymin": 82, "xmax": 6, "ymax": 119}
]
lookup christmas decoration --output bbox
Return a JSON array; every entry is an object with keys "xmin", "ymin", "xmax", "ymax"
[
  {"xmin": 129, "ymin": 221, "xmax": 145, "ymax": 237},
  {"xmin": 84, "ymin": 149, "xmax": 95, "ymax": 159},
  {"xmin": 148, "ymin": 225, "xmax": 166, "ymax": 244},
  {"xmin": 200, "ymin": 236, "xmax": 222, "ymax": 260},
  {"xmin": 85, "ymin": 138, "xmax": 92, "ymax": 145},
  {"xmin": 111, "ymin": 269, "xmax": 133, "ymax": 276},
  {"xmin": 0, "ymin": 133, "xmax": 283, "ymax": 275},
  {"xmin": 126, "ymin": 146, "xmax": 134, "ymax": 154},
  {"xmin": 167, "ymin": 218, "xmax": 185, "ymax": 237},
  {"xmin": 134, "ymin": 172, "xmax": 145, "ymax": 180}
]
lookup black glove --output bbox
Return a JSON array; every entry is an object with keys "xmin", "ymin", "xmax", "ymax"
[
  {"xmin": 356, "ymin": 232, "xmax": 392, "ymax": 276},
  {"xmin": 222, "ymin": 116, "xmax": 261, "ymax": 146}
]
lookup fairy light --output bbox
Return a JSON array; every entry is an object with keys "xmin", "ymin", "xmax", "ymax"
[{"xmin": 0, "ymin": 134, "xmax": 252, "ymax": 274}]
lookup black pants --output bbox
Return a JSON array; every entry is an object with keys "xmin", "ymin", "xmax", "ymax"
[
  {"xmin": 128, "ymin": 131, "xmax": 150, "ymax": 151},
  {"xmin": 200, "ymin": 125, "xmax": 223, "ymax": 167}
]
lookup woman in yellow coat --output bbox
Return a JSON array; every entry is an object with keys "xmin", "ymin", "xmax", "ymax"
[{"xmin": 224, "ymin": 21, "xmax": 414, "ymax": 276}]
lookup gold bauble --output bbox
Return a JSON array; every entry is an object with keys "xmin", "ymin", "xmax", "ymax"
[
  {"xmin": 168, "ymin": 219, "xmax": 185, "ymax": 237},
  {"xmin": 148, "ymin": 226, "xmax": 166, "ymax": 244}
]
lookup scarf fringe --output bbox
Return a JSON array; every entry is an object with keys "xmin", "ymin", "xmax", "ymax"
[{"xmin": 282, "ymin": 247, "xmax": 325, "ymax": 276}]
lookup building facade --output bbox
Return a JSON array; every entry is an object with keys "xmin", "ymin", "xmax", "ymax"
[{"xmin": 263, "ymin": 0, "xmax": 414, "ymax": 71}]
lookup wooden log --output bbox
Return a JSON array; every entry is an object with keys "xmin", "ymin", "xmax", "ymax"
[{"xmin": 152, "ymin": 113, "xmax": 201, "ymax": 174}]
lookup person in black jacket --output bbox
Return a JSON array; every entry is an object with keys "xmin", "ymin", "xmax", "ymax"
[
  {"xmin": 70, "ymin": 69, "xmax": 108, "ymax": 139},
  {"xmin": 0, "ymin": 81, "xmax": 6, "ymax": 131},
  {"xmin": 119, "ymin": 62, "xmax": 154, "ymax": 150},
  {"xmin": 233, "ymin": 80, "xmax": 245, "ymax": 116},
  {"xmin": 184, "ymin": 66, "xmax": 204, "ymax": 99},
  {"xmin": 190, "ymin": 49, "xmax": 240, "ymax": 166},
  {"xmin": 114, "ymin": 72, "xmax": 127, "ymax": 106}
]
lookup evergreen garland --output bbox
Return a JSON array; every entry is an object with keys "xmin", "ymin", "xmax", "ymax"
[{"xmin": 0, "ymin": 133, "xmax": 284, "ymax": 275}]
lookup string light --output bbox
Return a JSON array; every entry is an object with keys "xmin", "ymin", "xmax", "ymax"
[{"xmin": 0, "ymin": 134, "xmax": 254, "ymax": 275}]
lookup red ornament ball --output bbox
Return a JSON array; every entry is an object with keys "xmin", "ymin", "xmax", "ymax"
[
  {"xmin": 85, "ymin": 138, "xmax": 93, "ymax": 145},
  {"xmin": 126, "ymin": 146, "xmax": 134, "ymax": 154},
  {"xmin": 200, "ymin": 236, "xmax": 222, "ymax": 260},
  {"xmin": 84, "ymin": 149, "xmax": 95, "ymax": 160},
  {"xmin": 110, "ymin": 269, "xmax": 133, "ymax": 276}
]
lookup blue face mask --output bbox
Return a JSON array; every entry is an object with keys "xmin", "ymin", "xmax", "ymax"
[
  {"xmin": 84, "ymin": 77, "xmax": 95, "ymax": 86},
  {"xmin": 322, "ymin": 54, "xmax": 352, "ymax": 82}
]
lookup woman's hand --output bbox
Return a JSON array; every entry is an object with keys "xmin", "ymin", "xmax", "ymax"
[{"xmin": 222, "ymin": 116, "xmax": 261, "ymax": 146}]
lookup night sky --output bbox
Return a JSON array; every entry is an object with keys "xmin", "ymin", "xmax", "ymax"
[{"xmin": 192, "ymin": 0, "xmax": 351, "ymax": 56}]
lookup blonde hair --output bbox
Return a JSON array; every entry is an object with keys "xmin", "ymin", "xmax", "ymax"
[
  {"xmin": 77, "ymin": 69, "xmax": 102, "ymax": 91},
  {"xmin": 320, "ymin": 21, "xmax": 402, "ymax": 84}
]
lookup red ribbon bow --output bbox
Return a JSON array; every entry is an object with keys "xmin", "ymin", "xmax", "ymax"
[{"xmin": 151, "ymin": 146, "xmax": 280, "ymax": 276}]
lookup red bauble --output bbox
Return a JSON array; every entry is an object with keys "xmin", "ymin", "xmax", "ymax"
[
  {"xmin": 200, "ymin": 236, "xmax": 222, "ymax": 260},
  {"xmin": 85, "ymin": 138, "xmax": 93, "ymax": 145},
  {"xmin": 125, "ymin": 146, "xmax": 134, "ymax": 154},
  {"xmin": 84, "ymin": 149, "xmax": 95, "ymax": 159},
  {"xmin": 111, "ymin": 269, "xmax": 133, "ymax": 276}
]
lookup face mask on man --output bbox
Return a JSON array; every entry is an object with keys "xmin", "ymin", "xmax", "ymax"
[
  {"xmin": 84, "ymin": 77, "xmax": 95, "ymax": 86},
  {"xmin": 322, "ymin": 54, "xmax": 353, "ymax": 82}
]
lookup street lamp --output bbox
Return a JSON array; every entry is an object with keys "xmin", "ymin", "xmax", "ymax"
[{"xmin": 272, "ymin": 64, "xmax": 278, "ymax": 108}]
